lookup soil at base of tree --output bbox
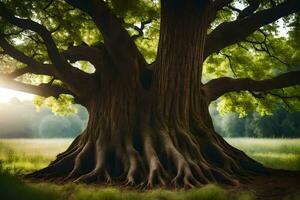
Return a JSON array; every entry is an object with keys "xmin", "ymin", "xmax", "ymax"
[{"xmin": 227, "ymin": 169, "xmax": 300, "ymax": 200}]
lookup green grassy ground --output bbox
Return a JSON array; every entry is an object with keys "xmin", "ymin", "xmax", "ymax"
[
  {"xmin": 227, "ymin": 138, "xmax": 300, "ymax": 171},
  {"xmin": 0, "ymin": 138, "xmax": 299, "ymax": 200},
  {"xmin": 0, "ymin": 139, "xmax": 72, "ymax": 174}
]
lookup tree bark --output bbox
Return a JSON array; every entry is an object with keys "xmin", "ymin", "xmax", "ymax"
[{"xmin": 26, "ymin": 0, "xmax": 267, "ymax": 188}]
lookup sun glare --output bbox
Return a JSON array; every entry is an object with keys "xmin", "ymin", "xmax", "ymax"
[{"xmin": 0, "ymin": 88, "xmax": 35, "ymax": 102}]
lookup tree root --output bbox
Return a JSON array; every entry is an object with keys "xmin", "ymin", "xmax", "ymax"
[{"xmin": 25, "ymin": 124, "xmax": 266, "ymax": 189}]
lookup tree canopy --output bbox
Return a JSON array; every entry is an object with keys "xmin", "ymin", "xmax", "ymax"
[{"xmin": 0, "ymin": 0, "xmax": 299, "ymax": 117}]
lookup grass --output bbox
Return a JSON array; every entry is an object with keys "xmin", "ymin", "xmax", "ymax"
[
  {"xmin": 0, "ymin": 168, "xmax": 253, "ymax": 200},
  {"xmin": 0, "ymin": 138, "xmax": 300, "ymax": 200},
  {"xmin": 226, "ymin": 138, "xmax": 300, "ymax": 171},
  {"xmin": 0, "ymin": 169, "xmax": 57, "ymax": 200},
  {"xmin": 0, "ymin": 139, "xmax": 72, "ymax": 174}
]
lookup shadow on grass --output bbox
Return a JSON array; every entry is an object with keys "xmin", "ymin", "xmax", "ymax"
[
  {"xmin": 0, "ymin": 168, "xmax": 57, "ymax": 200},
  {"xmin": 0, "ymin": 167, "xmax": 255, "ymax": 200}
]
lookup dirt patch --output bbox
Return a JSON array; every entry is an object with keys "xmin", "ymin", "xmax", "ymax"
[{"xmin": 229, "ymin": 169, "xmax": 300, "ymax": 200}]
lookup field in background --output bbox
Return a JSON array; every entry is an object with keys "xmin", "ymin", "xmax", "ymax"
[
  {"xmin": 0, "ymin": 138, "xmax": 300, "ymax": 200},
  {"xmin": 228, "ymin": 138, "xmax": 300, "ymax": 171},
  {"xmin": 0, "ymin": 139, "xmax": 73, "ymax": 174}
]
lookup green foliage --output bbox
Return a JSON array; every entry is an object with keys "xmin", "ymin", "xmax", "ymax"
[
  {"xmin": 1, "ymin": 0, "xmax": 300, "ymax": 116},
  {"xmin": 0, "ymin": 54, "xmax": 22, "ymax": 74},
  {"xmin": 203, "ymin": 3, "xmax": 300, "ymax": 116},
  {"xmin": 33, "ymin": 94, "xmax": 76, "ymax": 115}
]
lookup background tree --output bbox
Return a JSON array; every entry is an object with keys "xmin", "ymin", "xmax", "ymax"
[
  {"xmin": 0, "ymin": 0, "xmax": 300, "ymax": 188},
  {"xmin": 0, "ymin": 99, "xmax": 88, "ymax": 138},
  {"xmin": 211, "ymin": 104, "xmax": 300, "ymax": 138}
]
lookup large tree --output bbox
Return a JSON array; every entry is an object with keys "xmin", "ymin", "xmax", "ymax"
[{"xmin": 0, "ymin": 0, "xmax": 300, "ymax": 188}]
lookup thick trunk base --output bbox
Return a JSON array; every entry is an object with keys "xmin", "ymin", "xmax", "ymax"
[{"xmin": 26, "ymin": 120, "xmax": 266, "ymax": 189}]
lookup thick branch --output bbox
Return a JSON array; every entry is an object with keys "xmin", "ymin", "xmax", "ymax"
[
  {"xmin": 4, "ymin": 65, "xmax": 53, "ymax": 79},
  {"xmin": 0, "ymin": 3, "xmax": 88, "ymax": 96},
  {"xmin": 0, "ymin": 76, "xmax": 75, "ymax": 98},
  {"xmin": 0, "ymin": 5, "xmax": 67, "ymax": 71},
  {"xmin": 0, "ymin": 36, "xmax": 45, "ymax": 67},
  {"xmin": 205, "ymin": 0, "xmax": 300, "ymax": 58},
  {"xmin": 0, "ymin": 36, "xmax": 54, "ymax": 77},
  {"xmin": 203, "ymin": 70, "xmax": 300, "ymax": 102},
  {"xmin": 64, "ymin": 0, "xmax": 145, "ymax": 72}
]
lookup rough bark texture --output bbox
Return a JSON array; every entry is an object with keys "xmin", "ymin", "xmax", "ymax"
[{"xmin": 26, "ymin": 1, "xmax": 267, "ymax": 188}]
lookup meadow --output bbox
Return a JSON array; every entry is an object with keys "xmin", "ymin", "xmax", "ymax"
[{"xmin": 0, "ymin": 138, "xmax": 299, "ymax": 200}]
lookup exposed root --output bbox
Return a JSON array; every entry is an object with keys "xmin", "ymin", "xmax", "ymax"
[
  {"xmin": 26, "ymin": 123, "xmax": 266, "ymax": 189},
  {"xmin": 145, "ymin": 158, "xmax": 168, "ymax": 188},
  {"xmin": 65, "ymin": 141, "xmax": 93, "ymax": 180}
]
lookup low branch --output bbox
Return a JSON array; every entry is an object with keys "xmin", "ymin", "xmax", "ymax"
[
  {"xmin": 0, "ymin": 36, "xmax": 54, "ymax": 77},
  {"xmin": 0, "ymin": 2, "xmax": 112, "ymax": 102},
  {"xmin": 0, "ymin": 3, "xmax": 87, "ymax": 96},
  {"xmin": 0, "ymin": 36, "xmax": 46, "ymax": 68},
  {"xmin": 205, "ymin": 0, "xmax": 300, "ymax": 58},
  {"xmin": 4, "ymin": 65, "xmax": 53, "ymax": 79},
  {"xmin": 0, "ymin": 76, "xmax": 75, "ymax": 98},
  {"xmin": 0, "ymin": 5, "xmax": 67, "ymax": 70},
  {"xmin": 203, "ymin": 70, "xmax": 300, "ymax": 102}
]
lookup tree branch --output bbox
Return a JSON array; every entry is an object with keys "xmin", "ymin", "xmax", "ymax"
[
  {"xmin": 3, "ymin": 65, "xmax": 53, "ymax": 79},
  {"xmin": 0, "ymin": 36, "xmax": 54, "ymax": 77},
  {"xmin": 0, "ymin": 76, "xmax": 75, "ymax": 98},
  {"xmin": 0, "ymin": 5, "xmax": 69, "ymax": 71},
  {"xmin": 0, "ymin": 36, "xmax": 44, "ymax": 67},
  {"xmin": 203, "ymin": 70, "xmax": 300, "ymax": 102},
  {"xmin": 64, "ymin": 0, "xmax": 146, "ymax": 73},
  {"xmin": 63, "ymin": 43, "xmax": 106, "ymax": 69},
  {"xmin": 0, "ymin": 3, "xmax": 87, "ymax": 95},
  {"xmin": 237, "ymin": 0, "xmax": 260, "ymax": 20},
  {"xmin": 0, "ymin": 6, "xmax": 63, "ymax": 67},
  {"xmin": 205, "ymin": 0, "xmax": 300, "ymax": 58}
]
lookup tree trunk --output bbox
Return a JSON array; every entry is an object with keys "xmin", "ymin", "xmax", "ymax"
[{"xmin": 27, "ymin": 1, "xmax": 266, "ymax": 188}]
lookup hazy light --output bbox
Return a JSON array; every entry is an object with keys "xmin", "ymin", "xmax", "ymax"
[{"xmin": 0, "ymin": 88, "xmax": 35, "ymax": 102}]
